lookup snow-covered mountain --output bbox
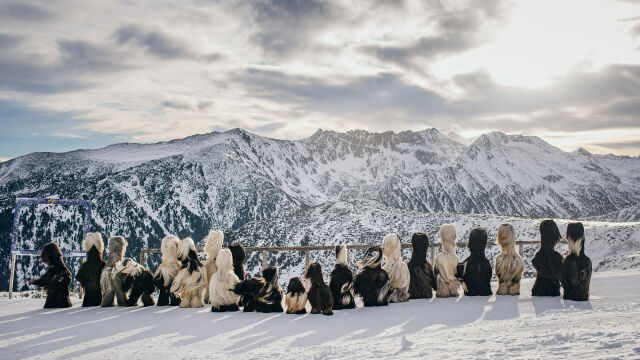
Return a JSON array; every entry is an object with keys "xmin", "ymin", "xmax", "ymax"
[{"xmin": 1, "ymin": 128, "xmax": 639, "ymax": 290}]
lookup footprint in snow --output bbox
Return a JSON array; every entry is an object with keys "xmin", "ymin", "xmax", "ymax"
[{"xmin": 399, "ymin": 336, "xmax": 413, "ymax": 352}]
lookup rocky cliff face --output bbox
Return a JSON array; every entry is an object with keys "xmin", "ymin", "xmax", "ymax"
[{"xmin": 1, "ymin": 128, "xmax": 638, "ymax": 289}]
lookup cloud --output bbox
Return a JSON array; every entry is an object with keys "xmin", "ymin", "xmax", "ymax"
[
  {"xmin": 0, "ymin": 32, "xmax": 24, "ymax": 48},
  {"xmin": 365, "ymin": 0, "xmax": 510, "ymax": 68},
  {"xmin": 114, "ymin": 24, "xmax": 222, "ymax": 62},
  {"xmin": 247, "ymin": 0, "xmax": 337, "ymax": 55},
  {"xmin": 235, "ymin": 63, "xmax": 640, "ymax": 135},
  {"xmin": 57, "ymin": 39, "xmax": 127, "ymax": 73},
  {"xmin": 235, "ymin": 68, "xmax": 447, "ymax": 123},
  {"xmin": 0, "ymin": 38, "xmax": 128, "ymax": 94},
  {"xmin": 0, "ymin": 3, "xmax": 54, "ymax": 22}
]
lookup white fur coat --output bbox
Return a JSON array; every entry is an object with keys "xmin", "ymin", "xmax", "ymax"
[
  {"xmin": 434, "ymin": 224, "xmax": 461, "ymax": 298},
  {"xmin": 382, "ymin": 234, "xmax": 410, "ymax": 303},
  {"xmin": 203, "ymin": 231, "xmax": 224, "ymax": 303},
  {"xmin": 155, "ymin": 235, "xmax": 181, "ymax": 287},
  {"xmin": 495, "ymin": 223, "xmax": 524, "ymax": 295},
  {"xmin": 209, "ymin": 248, "xmax": 240, "ymax": 307},
  {"xmin": 171, "ymin": 237, "xmax": 206, "ymax": 308}
]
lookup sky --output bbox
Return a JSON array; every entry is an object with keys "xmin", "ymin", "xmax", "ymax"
[{"xmin": 0, "ymin": 0, "xmax": 639, "ymax": 161}]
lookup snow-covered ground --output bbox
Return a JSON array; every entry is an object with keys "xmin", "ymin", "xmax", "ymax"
[{"xmin": 1, "ymin": 270, "xmax": 639, "ymax": 359}]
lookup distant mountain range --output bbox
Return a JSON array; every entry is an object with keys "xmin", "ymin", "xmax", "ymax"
[{"xmin": 1, "ymin": 128, "xmax": 639, "ymax": 290}]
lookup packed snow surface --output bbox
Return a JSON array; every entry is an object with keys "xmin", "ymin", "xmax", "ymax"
[{"xmin": 1, "ymin": 269, "xmax": 639, "ymax": 359}]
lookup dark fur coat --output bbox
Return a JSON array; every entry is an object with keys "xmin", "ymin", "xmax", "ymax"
[
  {"xmin": 305, "ymin": 263, "xmax": 333, "ymax": 315},
  {"xmin": 31, "ymin": 243, "xmax": 72, "ymax": 308},
  {"xmin": 75, "ymin": 247, "xmax": 105, "ymax": 306},
  {"xmin": 233, "ymin": 277, "xmax": 266, "ymax": 312},
  {"xmin": 456, "ymin": 227, "xmax": 493, "ymax": 296},
  {"xmin": 561, "ymin": 222, "xmax": 592, "ymax": 301},
  {"xmin": 329, "ymin": 244, "xmax": 355, "ymax": 310},
  {"xmin": 255, "ymin": 266, "xmax": 284, "ymax": 313},
  {"xmin": 531, "ymin": 220, "xmax": 563, "ymax": 297},
  {"xmin": 407, "ymin": 233, "xmax": 436, "ymax": 298},
  {"xmin": 353, "ymin": 246, "xmax": 390, "ymax": 307}
]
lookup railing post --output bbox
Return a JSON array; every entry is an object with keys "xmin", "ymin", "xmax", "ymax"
[
  {"xmin": 519, "ymin": 243, "xmax": 524, "ymax": 257},
  {"xmin": 305, "ymin": 250, "xmax": 310, "ymax": 271},
  {"xmin": 79, "ymin": 257, "xmax": 85, "ymax": 299},
  {"xmin": 262, "ymin": 250, "xmax": 267, "ymax": 269},
  {"xmin": 140, "ymin": 251, "xmax": 146, "ymax": 267},
  {"xmin": 9, "ymin": 255, "xmax": 16, "ymax": 299}
]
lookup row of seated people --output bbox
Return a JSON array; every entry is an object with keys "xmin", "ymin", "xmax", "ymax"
[{"xmin": 28, "ymin": 220, "xmax": 591, "ymax": 312}]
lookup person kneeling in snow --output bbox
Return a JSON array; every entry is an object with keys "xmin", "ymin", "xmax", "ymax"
[
  {"xmin": 495, "ymin": 223, "xmax": 525, "ymax": 296},
  {"xmin": 115, "ymin": 258, "xmax": 156, "ymax": 306},
  {"xmin": 354, "ymin": 246, "xmax": 390, "ymax": 307},
  {"xmin": 329, "ymin": 244, "xmax": 355, "ymax": 310},
  {"xmin": 456, "ymin": 227, "xmax": 493, "ymax": 296},
  {"xmin": 154, "ymin": 235, "xmax": 182, "ymax": 306},
  {"xmin": 531, "ymin": 220, "xmax": 563, "ymax": 297},
  {"xmin": 285, "ymin": 277, "xmax": 307, "ymax": 314},
  {"xmin": 255, "ymin": 266, "xmax": 284, "ymax": 313},
  {"xmin": 75, "ymin": 232, "xmax": 106, "ymax": 306},
  {"xmin": 561, "ymin": 222, "xmax": 592, "ymax": 301},
  {"xmin": 171, "ymin": 237, "xmax": 206, "ymax": 308},
  {"xmin": 29, "ymin": 242, "xmax": 72, "ymax": 308},
  {"xmin": 203, "ymin": 230, "xmax": 224, "ymax": 304},
  {"xmin": 434, "ymin": 224, "xmax": 462, "ymax": 298},
  {"xmin": 407, "ymin": 232, "xmax": 436, "ymax": 299},
  {"xmin": 382, "ymin": 234, "xmax": 410, "ymax": 303},
  {"xmin": 209, "ymin": 248, "xmax": 241, "ymax": 312},
  {"xmin": 305, "ymin": 262, "xmax": 333, "ymax": 315}
]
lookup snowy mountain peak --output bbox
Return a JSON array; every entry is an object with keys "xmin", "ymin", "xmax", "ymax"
[{"xmin": 1, "ymin": 126, "xmax": 640, "ymax": 290}]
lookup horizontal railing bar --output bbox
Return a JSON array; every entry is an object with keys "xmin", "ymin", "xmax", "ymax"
[{"xmin": 139, "ymin": 240, "xmax": 565, "ymax": 255}]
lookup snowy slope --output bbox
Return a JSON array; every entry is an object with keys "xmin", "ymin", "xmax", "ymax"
[
  {"xmin": 1, "ymin": 269, "xmax": 639, "ymax": 359},
  {"xmin": 1, "ymin": 128, "xmax": 639, "ymax": 290}
]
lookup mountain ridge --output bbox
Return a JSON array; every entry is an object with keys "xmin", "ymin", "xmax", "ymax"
[{"xmin": 1, "ymin": 127, "xmax": 639, "ymax": 290}]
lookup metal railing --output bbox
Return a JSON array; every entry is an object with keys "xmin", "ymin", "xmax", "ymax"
[{"xmin": 140, "ymin": 240, "xmax": 559, "ymax": 270}]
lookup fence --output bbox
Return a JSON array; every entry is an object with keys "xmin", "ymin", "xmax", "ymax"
[{"xmin": 139, "ymin": 240, "xmax": 561, "ymax": 270}]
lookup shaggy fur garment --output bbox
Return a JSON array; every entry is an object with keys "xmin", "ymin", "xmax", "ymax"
[
  {"xmin": 255, "ymin": 266, "xmax": 284, "ymax": 313},
  {"xmin": 30, "ymin": 243, "xmax": 72, "ymax": 308},
  {"xmin": 305, "ymin": 262, "xmax": 333, "ymax": 315},
  {"xmin": 233, "ymin": 277, "xmax": 266, "ymax": 312},
  {"xmin": 75, "ymin": 232, "xmax": 106, "ymax": 307},
  {"xmin": 353, "ymin": 246, "xmax": 391, "ymax": 307},
  {"xmin": 285, "ymin": 277, "xmax": 307, "ymax": 314},
  {"xmin": 561, "ymin": 222, "xmax": 592, "ymax": 301},
  {"xmin": 456, "ymin": 227, "xmax": 493, "ymax": 296},
  {"xmin": 229, "ymin": 242, "xmax": 246, "ymax": 281},
  {"xmin": 100, "ymin": 236, "xmax": 128, "ymax": 307},
  {"xmin": 153, "ymin": 235, "xmax": 182, "ymax": 306},
  {"xmin": 115, "ymin": 258, "xmax": 156, "ymax": 306},
  {"xmin": 382, "ymin": 234, "xmax": 410, "ymax": 303},
  {"xmin": 329, "ymin": 244, "xmax": 355, "ymax": 310},
  {"xmin": 407, "ymin": 233, "xmax": 436, "ymax": 299},
  {"xmin": 203, "ymin": 231, "xmax": 224, "ymax": 304},
  {"xmin": 209, "ymin": 248, "xmax": 241, "ymax": 312},
  {"xmin": 531, "ymin": 220, "xmax": 563, "ymax": 297},
  {"xmin": 170, "ymin": 237, "xmax": 206, "ymax": 308},
  {"xmin": 434, "ymin": 224, "xmax": 462, "ymax": 298},
  {"xmin": 495, "ymin": 223, "xmax": 525, "ymax": 295}
]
